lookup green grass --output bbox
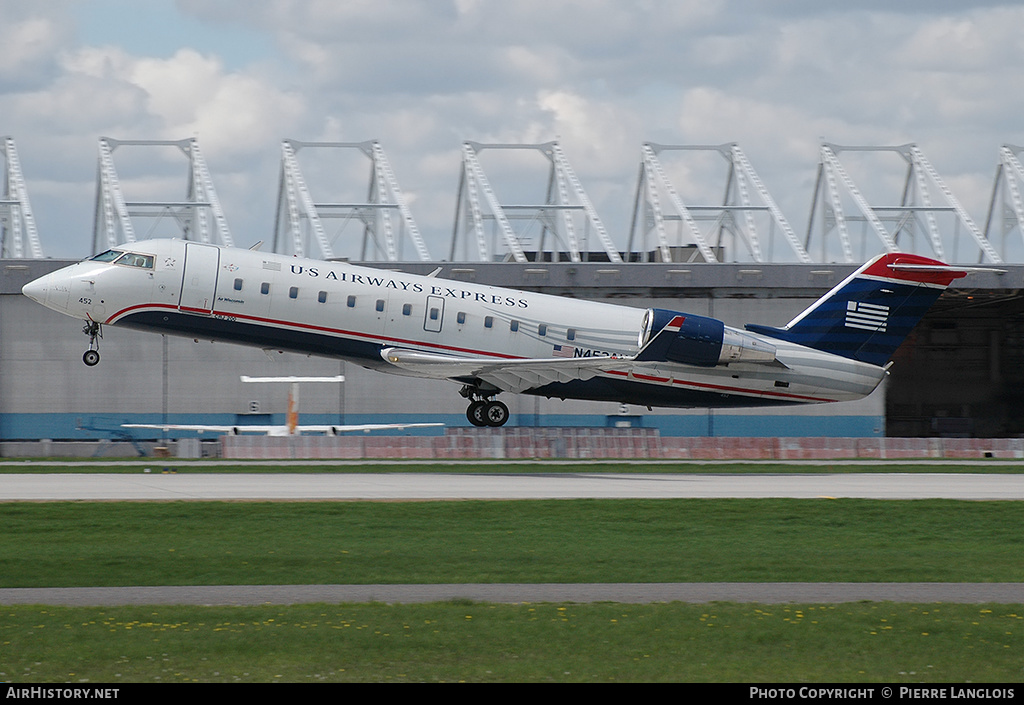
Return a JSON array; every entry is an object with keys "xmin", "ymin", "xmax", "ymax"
[
  {"xmin": 2, "ymin": 499, "xmax": 1023, "ymax": 587},
  {"xmin": 3, "ymin": 498, "xmax": 1022, "ymax": 683},
  {"xmin": 2, "ymin": 602, "xmax": 1021, "ymax": 682}
]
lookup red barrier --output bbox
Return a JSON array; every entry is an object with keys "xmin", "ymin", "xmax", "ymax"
[{"xmin": 220, "ymin": 430, "xmax": 1024, "ymax": 460}]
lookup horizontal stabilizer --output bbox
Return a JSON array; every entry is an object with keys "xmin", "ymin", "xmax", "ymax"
[{"xmin": 886, "ymin": 263, "xmax": 1005, "ymax": 275}]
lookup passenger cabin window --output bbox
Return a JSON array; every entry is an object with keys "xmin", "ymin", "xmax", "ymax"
[
  {"xmin": 429, "ymin": 307, "xmax": 439, "ymax": 321},
  {"xmin": 567, "ymin": 328, "xmax": 576, "ymax": 341},
  {"xmin": 402, "ymin": 303, "xmax": 412, "ymax": 316},
  {"xmin": 234, "ymin": 278, "xmax": 243, "ymax": 291},
  {"xmin": 484, "ymin": 316, "xmax": 493, "ymax": 329},
  {"xmin": 261, "ymin": 282, "xmax": 270, "ymax": 295},
  {"xmin": 538, "ymin": 323, "xmax": 547, "ymax": 336},
  {"xmin": 289, "ymin": 286, "xmax": 299, "ymax": 299},
  {"xmin": 457, "ymin": 312, "xmax": 467, "ymax": 325},
  {"xmin": 510, "ymin": 320, "xmax": 519, "ymax": 332},
  {"xmin": 347, "ymin": 295, "xmax": 356, "ymax": 308},
  {"xmin": 375, "ymin": 299, "xmax": 385, "ymax": 312},
  {"xmin": 115, "ymin": 252, "xmax": 154, "ymax": 269},
  {"xmin": 318, "ymin": 291, "xmax": 328, "ymax": 304},
  {"xmin": 91, "ymin": 249, "xmax": 124, "ymax": 262}
]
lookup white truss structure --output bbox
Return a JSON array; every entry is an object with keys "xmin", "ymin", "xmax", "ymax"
[
  {"xmin": 627, "ymin": 143, "xmax": 808, "ymax": 263},
  {"xmin": 451, "ymin": 141, "xmax": 621, "ymax": 263},
  {"xmin": 92, "ymin": 137, "xmax": 233, "ymax": 255},
  {"xmin": 0, "ymin": 137, "xmax": 43, "ymax": 258},
  {"xmin": 983, "ymin": 145, "xmax": 1024, "ymax": 263},
  {"xmin": 272, "ymin": 140, "xmax": 429, "ymax": 261},
  {"xmin": 806, "ymin": 143, "xmax": 1000, "ymax": 264}
]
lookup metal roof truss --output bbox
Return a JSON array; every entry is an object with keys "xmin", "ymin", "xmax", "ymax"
[
  {"xmin": 272, "ymin": 140, "xmax": 429, "ymax": 261},
  {"xmin": 0, "ymin": 137, "xmax": 43, "ymax": 258},
  {"xmin": 627, "ymin": 143, "xmax": 808, "ymax": 263},
  {"xmin": 91, "ymin": 137, "xmax": 233, "ymax": 255},
  {"xmin": 451, "ymin": 141, "xmax": 620, "ymax": 263},
  {"xmin": 807, "ymin": 143, "xmax": 999, "ymax": 264}
]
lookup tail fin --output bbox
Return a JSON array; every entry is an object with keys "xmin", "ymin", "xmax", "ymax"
[{"xmin": 744, "ymin": 253, "xmax": 967, "ymax": 366}]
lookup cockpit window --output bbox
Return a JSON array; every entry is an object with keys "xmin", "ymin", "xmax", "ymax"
[
  {"xmin": 114, "ymin": 252, "xmax": 154, "ymax": 269},
  {"xmin": 91, "ymin": 249, "xmax": 124, "ymax": 262}
]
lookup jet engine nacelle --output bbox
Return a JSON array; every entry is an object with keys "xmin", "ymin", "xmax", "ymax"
[{"xmin": 641, "ymin": 308, "xmax": 777, "ymax": 367}]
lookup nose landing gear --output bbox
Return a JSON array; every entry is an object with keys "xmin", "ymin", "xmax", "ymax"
[{"xmin": 82, "ymin": 321, "xmax": 102, "ymax": 366}]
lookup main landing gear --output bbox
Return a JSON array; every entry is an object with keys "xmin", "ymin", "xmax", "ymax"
[
  {"xmin": 461, "ymin": 385, "xmax": 509, "ymax": 427},
  {"xmin": 82, "ymin": 321, "xmax": 102, "ymax": 366}
]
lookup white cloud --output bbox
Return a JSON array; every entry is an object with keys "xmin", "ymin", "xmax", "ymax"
[
  {"xmin": 129, "ymin": 50, "xmax": 305, "ymax": 159},
  {"xmin": 0, "ymin": 2, "xmax": 72, "ymax": 89},
  {"xmin": 537, "ymin": 90, "xmax": 641, "ymax": 171},
  {"xmin": 130, "ymin": 50, "xmax": 224, "ymax": 127},
  {"xmin": 42, "ymin": 46, "xmax": 305, "ymax": 168},
  {"xmin": 0, "ymin": 18, "xmax": 59, "ymax": 75},
  {"xmin": 899, "ymin": 12, "xmax": 1009, "ymax": 71}
]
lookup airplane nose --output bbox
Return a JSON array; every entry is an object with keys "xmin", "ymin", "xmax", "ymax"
[{"xmin": 21, "ymin": 274, "xmax": 49, "ymax": 304}]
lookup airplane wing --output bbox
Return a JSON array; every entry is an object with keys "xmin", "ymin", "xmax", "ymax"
[
  {"xmin": 122, "ymin": 422, "xmax": 443, "ymax": 436},
  {"xmin": 379, "ymin": 313, "xmax": 788, "ymax": 394},
  {"xmin": 123, "ymin": 423, "xmax": 261, "ymax": 435},
  {"xmin": 380, "ymin": 347, "xmax": 640, "ymax": 394}
]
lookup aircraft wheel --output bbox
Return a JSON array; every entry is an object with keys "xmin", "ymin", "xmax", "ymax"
[
  {"xmin": 83, "ymin": 350, "xmax": 100, "ymax": 367},
  {"xmin": 484, "ymin": 400, "xmax": 509, "ymax": 427},
  {"xmin": 467, "ymin": 400, "xmax": 488, "ymax": 427}
]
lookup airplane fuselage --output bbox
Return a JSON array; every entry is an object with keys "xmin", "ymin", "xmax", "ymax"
[{"xmin": 23, "ymin": 238, "xmax": 889, "ymax": 412}]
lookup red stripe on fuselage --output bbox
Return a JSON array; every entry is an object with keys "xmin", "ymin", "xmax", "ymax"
[{"xmin": 107, "ymin": 302, "xmax": 522, "ymax": 360}]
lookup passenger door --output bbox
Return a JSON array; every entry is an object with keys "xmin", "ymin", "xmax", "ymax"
[{"xmin": 178, "ymin": 242, "xmax": 220, "ymax": 314}]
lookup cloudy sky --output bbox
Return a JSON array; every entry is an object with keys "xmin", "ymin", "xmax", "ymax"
[{"xmin": 3, "ymin": 0, "xmax": 1024, "ymax": 262}]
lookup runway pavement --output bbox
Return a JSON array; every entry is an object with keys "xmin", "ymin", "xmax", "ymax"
[
  {"xmin": 2, "ymin": 471, "xmax": 1024, "ymax": 500},
  {"xmin": 1, "ymin": 583, "xmax": 1022, "ymax": 606}
]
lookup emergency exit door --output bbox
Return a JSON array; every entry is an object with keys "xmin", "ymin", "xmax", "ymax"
[{"xmin": 424, "ymin": 295, "xmax": 444, "ymax": 332}]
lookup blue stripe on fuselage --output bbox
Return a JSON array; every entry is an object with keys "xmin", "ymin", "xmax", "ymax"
[{"xmin": 116, "ymin": 309, "xmax": 388, "ymax": 368}]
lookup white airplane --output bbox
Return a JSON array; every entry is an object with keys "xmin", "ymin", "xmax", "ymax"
[
  {"xmin": 22, "ymin": 238, "xmax": 971, "ymax": 427},
  {"xmin": 120, "ymin": 375, "xmax": 443, "ymax": 436}
]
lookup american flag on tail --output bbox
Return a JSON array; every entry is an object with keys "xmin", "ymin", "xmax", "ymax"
[{"xmin": 845, "ymin": 301, "xmax": 889, "ymax": 332}]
